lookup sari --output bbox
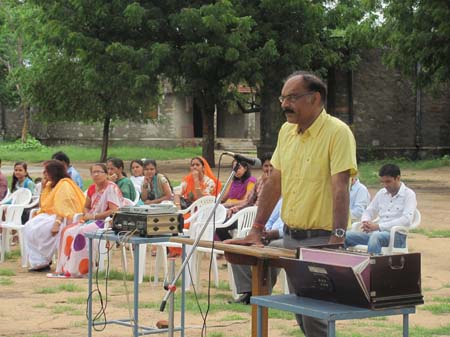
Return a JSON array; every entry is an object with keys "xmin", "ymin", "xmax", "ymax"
[
  {"xmin": 141, "ymin": 173, "xmax": 171, "ymax": 202},
  {"xmin": 56, "ymin": 181, "xmax": 124, "ymax": 277},
  {"xmin": 180, "ymin": 156, "xmax": 222, "ymax": 203},
  {"xmin": 24, "ymin": 178, "xmax": 85, "ymax": 269}
]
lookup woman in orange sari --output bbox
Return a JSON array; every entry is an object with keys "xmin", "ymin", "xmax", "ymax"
[
  {"xmin": 174, "ymin": 156, "xmax": 222, "ymax": 209},
  {"xmin": 172, "ymin": 156, "xmax": 221, "ymax": 256}
]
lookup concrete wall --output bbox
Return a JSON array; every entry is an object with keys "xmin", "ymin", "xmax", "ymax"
[{"xmin": 336, "ymin": 49, "xmax": 450, "ymax": 159}]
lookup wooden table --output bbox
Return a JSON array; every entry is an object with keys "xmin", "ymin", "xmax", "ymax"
[{"xmin": 170, "ymin": 237, "xmax": 296, "ymax": 337}]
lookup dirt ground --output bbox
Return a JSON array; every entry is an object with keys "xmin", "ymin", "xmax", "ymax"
[{"xmin": 0, "ymin": 162, "xmax": 449, "ymax": 337}]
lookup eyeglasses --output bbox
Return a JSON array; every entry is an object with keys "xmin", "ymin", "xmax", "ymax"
[
  {"xmin": 278, "ymin": 92, "xmax": 314, "ymax": 103},
  {"xmin": 91, "ymin": 171, "xmax": 106, "ymax": 176}
]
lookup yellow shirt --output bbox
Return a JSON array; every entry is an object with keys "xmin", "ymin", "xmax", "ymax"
[{"xmin": 272, "ymin": 110, "xmax": 357, "ymax": 230}]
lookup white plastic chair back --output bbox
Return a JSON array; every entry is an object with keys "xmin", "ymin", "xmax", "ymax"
[
  {"xmin": 10, "ymin": 188, "xmax": 32, "ymax": 206},
  {"xmin": 189, "ymin": 204, "xmax": 227, "ymax": 241},
  {"xmin": 235, "ymin": 206, "xmax": 258, "ymax": 238},
  {"xmin": 179, "ymin": 195, "xmax": 216, "ymax": 215}
]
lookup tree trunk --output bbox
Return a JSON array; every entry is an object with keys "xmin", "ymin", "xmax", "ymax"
[
  {"xmin": 100, "ymin": 113, "xmax": 111, "ymax": 162},
  {"xmin": 257, "ymin": 83, "xmax": 285, "ymax": 158},
  {"xmin": 21, "ymin": 104, "xmax": 29, "ymax": 142},
  {"xmin": 200, "ymin": 95, "xmax": 216, "ymax": 168}
]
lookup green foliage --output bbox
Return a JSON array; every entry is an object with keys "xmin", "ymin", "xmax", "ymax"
[
  {"xmin": 22, "ymin": 1, "xmax": 164, "ymax": 124},
  {"xmin": 380, "ymin": 1, "xmax": 450, "ymax": 89},
  {"xmin": 0, "ymin": 135, "xmax": 47, "ymax": 151}
]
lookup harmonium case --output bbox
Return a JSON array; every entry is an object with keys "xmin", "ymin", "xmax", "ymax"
[{"xmin": 279, "ymin": 247, "xmax": 423, "ymax": 309}]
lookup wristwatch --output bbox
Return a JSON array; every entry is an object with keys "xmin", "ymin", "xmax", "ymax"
[{"xmin": 331, "ymin": 228, "xmax": 346, "ymax": 238}]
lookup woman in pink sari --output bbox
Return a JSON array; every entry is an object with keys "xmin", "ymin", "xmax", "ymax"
[{"xmin": 52, "ymin": 163, "xmax": 124, "ymax": 278}]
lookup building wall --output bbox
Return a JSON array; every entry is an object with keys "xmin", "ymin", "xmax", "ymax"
[
  {"xmin": 3, "ymin": 92, "xmax": 202, "ymax": 148},
  {"xmin": 334, "ymin": 49, "xmax": 450, "ymax": 159}
]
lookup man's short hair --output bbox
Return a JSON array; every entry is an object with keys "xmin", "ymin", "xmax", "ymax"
[
  {"xmin": 379, "ymin": 164, "xmax": 401, "ymax": 178},
  {"xmin": 286, "ymin": 70, "xmax": 327, "ymax": 104},
  {"xmin": 51, "ymin": 151, "xmax": 70, "ymax": 165}
]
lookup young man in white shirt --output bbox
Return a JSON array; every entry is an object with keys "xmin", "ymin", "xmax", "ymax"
[{"xmin": 345, "ymin": 164, "xmax": 417, "ymax": 254}]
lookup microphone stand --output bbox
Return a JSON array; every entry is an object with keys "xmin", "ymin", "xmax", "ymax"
[{"xmin": 160, "ymin": 161, "xmax": 241, "ymax": 312}]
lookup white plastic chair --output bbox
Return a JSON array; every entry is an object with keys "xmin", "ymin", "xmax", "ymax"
[
  {"xmin": 152, "ymin": 203, "xmax": 226, "ymax": 288},
  {"xmin": 178, "ymin": 195, "xmax": 216, "ymax": 216},
  {"xmin": 349, "ymin": 209, "xmax": 421, "ymax": 254},
  {"xmin": 0, "ymin": 188, "xmax": 32, "ymax": 206},
  {"xmin": 0, "ymin": 205, "xmax": 29, "ymax": 266},
  {"xmin": 217, "ymin": 206, "xmax": 258, "ymax": 298},
  {"xmin": 0, "ymin": 188, "xmax": 33, "ymax": 267}
]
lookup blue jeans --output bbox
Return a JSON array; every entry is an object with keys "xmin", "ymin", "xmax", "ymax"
[{"xmin": 345, "ymin": 230, "xmax": 406, "ymax": 254}]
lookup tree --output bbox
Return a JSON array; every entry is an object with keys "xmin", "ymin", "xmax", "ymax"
[
  {"xmin": 0, "ymin": 0, "xmax": 39, "ymax": 141},
  {"xmin": 23, "ymin": 1, "xmax": 168, "ymax": 161},
  {"xmin": 380, "ymin": 0, "xmax": 450, "ymax": 89},
  {"xmin": 163, "ymin": 0, "xmax": 255, "ymax": 166},
  {"xmin": 231, "ymin": 0, "xmax": 376, "ymax": 155}
]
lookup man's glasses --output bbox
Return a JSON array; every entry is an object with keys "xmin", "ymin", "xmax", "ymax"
[
  {"xmin": 91, "ymin": 171, "xmax": 106, "ymax": 176},
  {"xmin": 278, "ymin": 92, "xmax": 314, "ymax": 103}
]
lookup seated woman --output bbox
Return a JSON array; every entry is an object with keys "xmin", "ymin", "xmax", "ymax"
[
  {"xmin": 221, "ymin": 161, "xmax": 256, "ymax": 208},
  {"xmin": 53, "ymin": 163, "xmax": 124, "ymax": 278},
  {"xmin": 107, "ymin": 157, "xmax": 137, "ymax": 202},
  {"xmin": 216, "ymin": 155, "xmax": 271, "ymax": 241},
  {"xmin": 130, "ymin": 159, "xmax": 145, "ymax": 194},
  {"xmin": 171, "ymin": 156, "xmax": 221, "ymax": 257},
  {"xmin": 11, "ymin": 161, "xmax": 35, "ymax": 194},
  {"xmin": 174, "ymin": 156, "xmax": 221, "ymax": 210},
  {"xmin": 24, "ymin": 160, "xmax": 85, "ymax": 272},
  {"xmin": 141, "ymin": 159, "xmax": 172, "ymax": 204}
]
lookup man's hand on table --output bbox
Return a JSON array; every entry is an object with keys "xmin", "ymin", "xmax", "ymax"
[{"xmin": 223, "ymin": 228, "xmax": 264, "ymax": 247}]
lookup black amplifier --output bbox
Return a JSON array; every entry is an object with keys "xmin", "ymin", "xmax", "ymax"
[{"xmin": 111, "ymin": 211, "xmax": 183, "ymax": 237}]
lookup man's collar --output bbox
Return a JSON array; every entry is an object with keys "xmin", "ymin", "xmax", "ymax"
[
  {"xmin": 382, "ymin": 182, "xmax": 406, "ymax": 197},
  {"xmin": 294, "ymin": 109, "xmax": 327, "ymax": 136}
]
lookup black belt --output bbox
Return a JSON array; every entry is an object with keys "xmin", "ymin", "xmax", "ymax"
[{"xmin": 283, "ymin": 224, "xmax": 331, "ymax": 240}]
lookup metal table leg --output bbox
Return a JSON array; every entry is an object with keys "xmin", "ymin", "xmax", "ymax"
[
  {"xmin": 403, "ymin": 314, "xmax": 409, "ymax": 337},
  {"xmin": 133, "ymin": 242, "xmax": 139, "ymax": 337},
  {"xmin": 327, "ymin": 320, "xmax": 336, "ymax": 337},
  {"xmin": 88, "ymin": 237, "xmax": 93, "ymax": 337},
  {"xmin": 256, "ymin": 306, "xmax": 262, "ymax": 337}
]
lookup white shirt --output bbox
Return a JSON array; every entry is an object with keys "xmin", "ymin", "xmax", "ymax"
[
  {"xmin": 361, "ymin": 182, "xmax": 417, "ymax": 231},
  {"xmin": 130, "ymin": 176, "xmax": 144, "ymax": 193},
  {"xmin": 350, "ymin": 178, "xmax": 371, "ymax": 221},
  {"xmin": 265, "ymin": 198, "xmax": 284, "ymax": 238}
]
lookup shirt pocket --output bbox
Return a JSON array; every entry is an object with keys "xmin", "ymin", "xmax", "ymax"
[{"xmin": 304, "ymin": 159, "xmax": 328, "ymax": 181}]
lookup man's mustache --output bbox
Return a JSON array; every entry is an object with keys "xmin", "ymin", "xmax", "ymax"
[{"xmin": 283, "ymin": 108, "xmax": 294, "ymax": 114}]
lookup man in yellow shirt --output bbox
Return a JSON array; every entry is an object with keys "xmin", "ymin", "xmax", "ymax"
[{"xmin": 227, "ymin": 70, "xmax": 357, "ymax": 337}]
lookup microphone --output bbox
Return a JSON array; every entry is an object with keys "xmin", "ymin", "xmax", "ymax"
[{"xmin": 223, "ymin": 151, "xmax": 262, "ymax": 167}]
